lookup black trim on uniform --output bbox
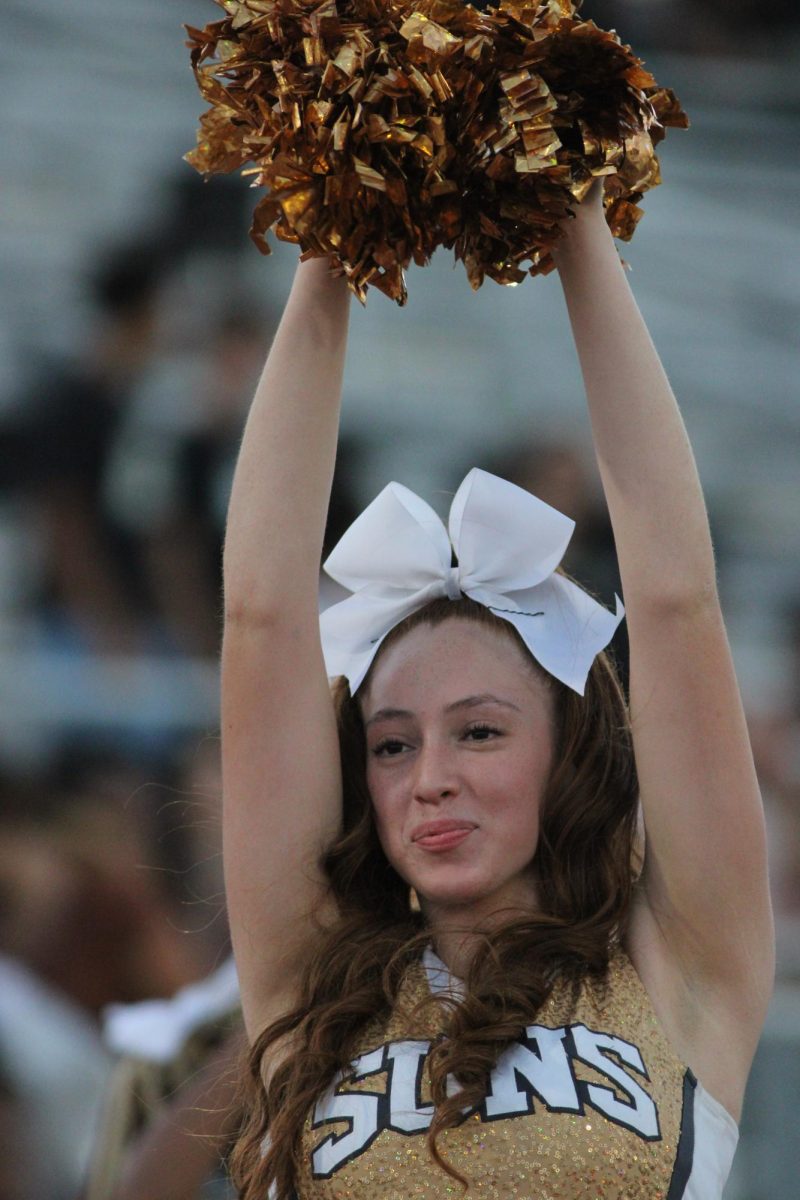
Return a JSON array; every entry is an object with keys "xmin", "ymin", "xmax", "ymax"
[{"xmin": 666, "ymin": 1069, "xmax": 697, "ymax": 1200}]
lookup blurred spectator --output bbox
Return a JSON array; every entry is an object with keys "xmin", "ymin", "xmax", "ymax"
[
  {"xmin": 0, "ymin": 744, "xmax": 234, "ymax": 1198},
  {"xmin": 86, "ymin": 958, "xmax": 242, "ymax": 1200},
  {"xmin": 0, "ymin": 1062, "xmax": 27, "ymax": 1200},
  {"xmin": 155, "ymin": 736, "xmax": 229, "ymax": 967},
  {"xmin": 103, "ymin": 302, "xmax": 274, "ymax": 657},
  {"xmin": 104, "ymin": 316, "xmax": 366, "ymax": 654},
  {"xmin": 0, "ymin": 769, "xmax": 209, "ymax": 1017},
  {"xmin": 748, "ymin": 599, "xmax": 800, "ymax": 979},
  {"xmin": 0, "ymin": 953, "xmax": 112, "ymax": 1200},
  {"xmin": 3, "ymin": 240, "xmax": 168, "ymax": 653},
  {"xmin": 585, "ymin": 0, "xmax": 800, "ymax": 54},
  {"xmin": 161, "ymin": 173, "xmax": 255, "ymax": 261}
]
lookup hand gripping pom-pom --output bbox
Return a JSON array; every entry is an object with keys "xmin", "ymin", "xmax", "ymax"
[{"xmin": 184, "ymin": 0, "xmax": 688, "ymax": 304}]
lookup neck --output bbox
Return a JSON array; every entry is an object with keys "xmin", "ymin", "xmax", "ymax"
[{"xmin": 422, "ymin": 878, "xmax": 540, "ymax": 979}]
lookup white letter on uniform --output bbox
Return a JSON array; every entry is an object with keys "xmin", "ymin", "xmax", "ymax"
[
  {"xmin": 386, "ymin": 1040, "xmax": 434, "ymax": 1133},
  {"xmin": 311, "ymin": 1046, "xmax": 385, "ymax": 1176},
  {"xmin": 570, "ymin": 1025, "xmax": 660, "ymax": 1140},
  {"xmin": 484, "ymin": 1026, "xmax": 580, "ymax": 1118}
]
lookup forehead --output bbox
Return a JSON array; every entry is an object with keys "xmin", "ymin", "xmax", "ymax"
[{"xmin": 362, "ymin": 619, "xmax": 547, "ymax": 714}]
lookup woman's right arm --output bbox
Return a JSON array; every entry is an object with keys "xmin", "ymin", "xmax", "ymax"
[{"xmin": 221, "ymin": 257, "xmax": 351, "ymax": 1039}]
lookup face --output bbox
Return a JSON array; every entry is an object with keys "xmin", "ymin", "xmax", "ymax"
[{"xmin": 361, "ymin": 619, "xmax": 555, "ymax": 927}]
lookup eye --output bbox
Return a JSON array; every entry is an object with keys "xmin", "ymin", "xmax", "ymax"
[
  {"xmin": 372, "ymin": 737, "xmax": 410, "ymax": 758},
  {"xmin": 464, "ymin": 722, "xmax": 502, "ymax": 742}
]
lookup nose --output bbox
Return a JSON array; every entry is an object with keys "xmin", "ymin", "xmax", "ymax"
[{"xmin": 411, "ymin": 740, "xmax": 460, "ymax": 805}]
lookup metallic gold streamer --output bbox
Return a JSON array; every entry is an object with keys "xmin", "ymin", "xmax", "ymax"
[{"xmin": 185, "ymin": 0, "xmax": 688, "ymax": 304}]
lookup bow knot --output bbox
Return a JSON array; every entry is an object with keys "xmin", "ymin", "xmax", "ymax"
[
  {"xmin": 444, "ymin": 565, "xmax": 461, "ymax": 601},
  {"xmin": 320, "ymin": 468, "xmax": 624, "ymax": 695}
]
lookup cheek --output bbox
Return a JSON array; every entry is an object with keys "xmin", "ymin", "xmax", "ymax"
[
  {"xmin": 499, "ymin": 754, "xmax": 550, "ymax": 841},
  {"xmin": 370, "ymin": 802, "xmax": 407, "ymax": 879},
  {"xmin": 365, "ymin": 759, "xmax": 380, "ymax": 802},
  {"xmin": 517, "ymin": 802, "xmax": 542, "ymax": 847},
  {"xmin": 366, "ymin": 775, "xmax": 402, "ymax": 849}
]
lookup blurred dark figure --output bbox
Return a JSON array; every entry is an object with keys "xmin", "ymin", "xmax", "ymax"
[
  {"xmin": 153, "ymin": 736, "xmax": 229, "ymax": 966},
  {"xmin": 4, "ymin": 241, "xmax": 167, "ymax": 653},
  {"xmin": 85, "ymin": 961, "xmax": 242, "ymax": 1200},
  {"xmin": 0, "ymin": 760, "xmax": 210, "ymax": 1017},
  {"xmin": 103, "ymin": 304, "xmax": 273, "ymax": 657},
  {"xmin": 585, "ymin": 0, "xmax": 800, "ymax": 54},
  {"xmin": 71, "ymin": 736, "xmax": 241, "ymax": 1200},
  {"xmin": 162, "ymin": 172, "xmax": 254, "ymax": 259},
  {"xmin": 0, "ymin": 1061, "xmax": 31, "ymax": 1200},
  {"xmin": 748, "ymin": 599, "xmax": 800, "ymax": 979},
  {"xmin": 0, "ymin": 750, "xmax": 227, "ymax": 1199},
  {"xmin": 105, "ymin": 301, "xmax": 365, "ymax": 654}
]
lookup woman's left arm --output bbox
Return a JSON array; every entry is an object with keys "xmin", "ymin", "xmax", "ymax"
[{"xmin": 553, "ymin": 188, "xmax": 774, "ymax": 1030}]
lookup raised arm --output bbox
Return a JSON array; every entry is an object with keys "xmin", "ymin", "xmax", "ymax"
[
  {"xmin": 552, "ymin": 188, "xmax": 773, "ymax": 1113},
  {"xmin": 221, "ymin": 257, "xmax": 351, "ymax": 1039}
]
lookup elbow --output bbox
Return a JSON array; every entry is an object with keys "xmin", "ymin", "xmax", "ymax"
[
  {"xmin": 223, "ymin": 594, "xmax": 320, "ymax": 639},
  {"xmin": 223, "ymin": 599, "xmax": 283, "ymax": 632},
  {"xmin": 628, "ymin": 575, "xmax": 721, "ymax": 622},
  {"xmin": 222, "ymin": 562, "xmax": 302, "ymax": 631}
]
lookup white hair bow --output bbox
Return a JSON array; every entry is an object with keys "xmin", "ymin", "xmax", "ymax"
[{"xmin": 320, "ymin": 468, "xmax": 624, "ymax": 696}]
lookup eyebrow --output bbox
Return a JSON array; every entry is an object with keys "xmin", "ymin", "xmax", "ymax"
[{"xmin": 364, "ymin": 694, "xmax": 521, "ymax": 729}]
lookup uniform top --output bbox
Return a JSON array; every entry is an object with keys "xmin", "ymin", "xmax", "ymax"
[{"xmin": 295, "ymin": 946, "xmax": 738, "ymax": 1199}]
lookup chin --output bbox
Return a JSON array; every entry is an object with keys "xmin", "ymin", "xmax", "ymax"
[
  {"xmin": 412, "ymin": 868, "xmax": 500, "ymax": 913},
  {"xmin": 409, "ymin": 861, "xmax": 540, "ymax": 924}
]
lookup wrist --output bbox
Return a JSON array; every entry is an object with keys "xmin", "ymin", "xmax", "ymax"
[
  {"xmin": 296, "ymin": 253, "xmax": 346, "ymax": 285},
  {"xmin": 553, "ymin": 208, "xmax": 618, "ymax": 278},
  {"xmin": 292, "ymin": 255, "xmax": 351, "ymax": 307},
  {"xmin": 553, "ymin": 180, "xmax": 608, "ymax": 249}
]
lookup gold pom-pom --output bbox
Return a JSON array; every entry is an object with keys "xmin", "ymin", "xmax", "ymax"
[{"xmin": 185, "ymin": 0, "xmax": 688, "ymax": 303}]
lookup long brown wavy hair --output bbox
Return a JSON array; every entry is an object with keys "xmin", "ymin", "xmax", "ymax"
[{"xmin": 229, "ymin": 595, "xmax": 639, "ymax": 1198}]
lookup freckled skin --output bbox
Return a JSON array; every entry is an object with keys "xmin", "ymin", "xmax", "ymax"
[{"xmin": 361, "ymin": 620, "xmax": 555, "ymax": 937}]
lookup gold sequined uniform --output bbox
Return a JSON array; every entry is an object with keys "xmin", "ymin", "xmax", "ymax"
[{"xmin": 296, "ymin": 950, "xmax": 696, "ymax": 1198}]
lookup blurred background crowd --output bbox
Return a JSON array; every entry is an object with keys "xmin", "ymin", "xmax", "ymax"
[{"xmin": 0, "ymin": 1, "xmax": 798, "ymax": 1197}]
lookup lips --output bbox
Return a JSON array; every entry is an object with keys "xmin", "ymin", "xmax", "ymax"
[{"xmin": 411, "ymin": 819, "xmax": 477, "ymax": 852}]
